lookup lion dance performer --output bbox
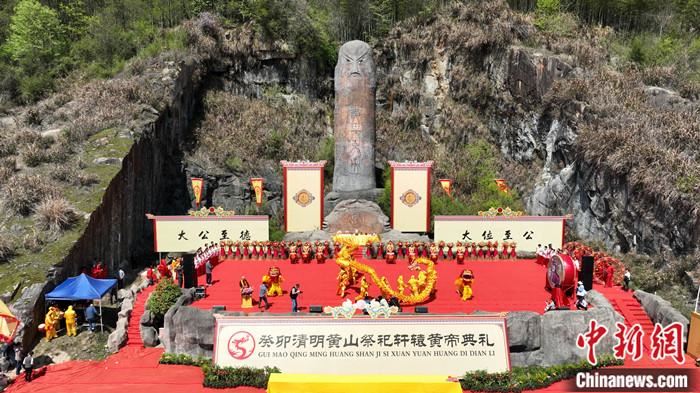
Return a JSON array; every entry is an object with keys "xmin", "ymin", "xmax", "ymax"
[
  {"xmin": 64, "ymin": 305, "xmax": 77, "ymax": 337},
  {"xmin": 455, "ymin": 269, "xmax": 475, "ymax": 301},
  {"xmin": 262, "ymin": 266, "xmax": 284, "ymax": 297}
]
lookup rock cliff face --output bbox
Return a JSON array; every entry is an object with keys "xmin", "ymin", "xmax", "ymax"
[{"xmin": 54, "ymin": 61, "xmax": 198, "ymax": 281}]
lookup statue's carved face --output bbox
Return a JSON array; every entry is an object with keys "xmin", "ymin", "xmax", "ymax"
[{"xmin": 336, "ymin": 40, "xmax": 376, "ymax": 88}]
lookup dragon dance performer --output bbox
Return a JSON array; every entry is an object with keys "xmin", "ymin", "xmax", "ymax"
[
  {"xmin": 262, "ymin": 266, "xmax": 284, "ymax": 297},
  {"xmin": 408, "ymin": 275, "xmax": 420, "ymax": 296},
  {"xmin": 455, "ymin": 269, "xmax": 475, "ymax": 300},
  {"xmin": 356, "ymin": 276, "xmax": 370, "ymax": 300},
  {"xmin": 337, "ymin": 270, "xmax": 350, "ymax": 297},
  {"xmin": 396, "ymin": 275, "xmax": 405, "ymax": 294}
]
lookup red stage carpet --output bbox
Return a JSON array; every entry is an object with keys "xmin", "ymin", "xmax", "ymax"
[
  {"xmin": 192, "ymin": 258, "xmax": 552, "ymax": 314},
  {"xmin": 7, "ymin": 260, "xmax": 697, "ymax": 393}
]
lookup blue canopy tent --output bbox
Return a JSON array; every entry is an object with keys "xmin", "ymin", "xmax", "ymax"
[{"xmin": 45, "ymin": 273, "xmax": 117, "ymax": 333}]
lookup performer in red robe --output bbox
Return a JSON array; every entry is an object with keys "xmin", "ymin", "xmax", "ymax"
[
  {"xmin": 509, "ymin": 242, "xmax": 517, "ymax": 259},
  {"xmin": 301, "ymin": 242, "xmax": 312, "ymax": 264},
  {"xmin": 455, "ymin": 242, "xmax": 465, "ymax": 264},
  {"xmin": 288, "ymin": 243, "xmax": 298, "ymax": 263},
  {"xmin": 477, "ymin": 242, "xmax": 485, "ymax": 258},
  {"xmin": 501, "ymin": 242, "xmax": 509, "ymax": 259},
  {"xmin": 219, "ymin": 241, "xmax": 227, "ymax": 261},
  {"xmin": 376, "ymin": 242, "xmax": 384, "ymax": 260},
  {"xmin": 334, "ymin": 241, "xmax": 341, "ymax": 257},
  {"xmin": 279, "ymin": 241, "xmax": 288, "ymax": 259},
  {"xmin": 157, "ymin": 259, "xmax": 169, "ymax": 280},
  {"xmin": 397, "ymin": 242, "xmax": 405, "ymax": 259},
  {"xmin": 429, "ymin": 243, "xmax": 439, "ymax": 264},
  {"xmin": 242, "ymin": 241, "xmax": 250, "ymax": 259},
  {"xmin": 407, "ymin": 243, "xmax": 417, "ymax": 264},
  {"xmin": 438, "ymin": 241, "xmax": 446, "ymax": 259},
  {"xmin": 491, "ymin": 241, "xmax": 499, "ymax": 258},
  {"xmin": 605, "ymin": 264, "xmax": 614, "ymax": 287},
  {"xmin": 446, "ymin": 242, "xmax": 454, "ymax": 259},
  {"xmin": 315, "ymin": 243, "xmax": 326, "ymax": 264},
  {"xmin": 365, "ymin": 241, "xmax": 373, "ymax": 260},
  {"xmin": 324, "ymin": 241, "xmax": 331, "ymax": 258},
  {"xmin": 384, "ymin": 241, "xmax": 396, "ymax": 264}
]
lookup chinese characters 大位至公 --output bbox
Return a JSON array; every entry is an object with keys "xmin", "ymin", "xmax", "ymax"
[
  {"xmin": 220, "ymin": 230, "xmax": 230, "ymax": 240},
  {"xmin": 522, "ymin": 231, "xmax": 534, "ymax": 240},
  {"xmin": 481, "ymin": 231, "xmax": 493, "ymax": 240},
  {"xmin": 199, "ymin": 230, "xmax": 210, "ymax": 240},
  {"xmin": 503, "ymin": 230, "xmax": 513, "ymax": 241},
  {"xmin": 177, "ymin": 230, "xmax": 188, "ymax": 240}
]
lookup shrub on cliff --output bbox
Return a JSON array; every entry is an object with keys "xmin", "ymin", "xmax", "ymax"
[
  {"xmin": 34, "ymin": 197, "xmax": 79, "ymax": 232},
  {"xmin": 147, "ymin": 278, "xmax": 182, "ymax": 318},
  {"xmin": 3, "ymin": 173, "xmax": 60, "ymax": 215}
]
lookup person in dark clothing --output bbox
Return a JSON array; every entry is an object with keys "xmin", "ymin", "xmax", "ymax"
[
  {"xmin": 22, "ymin": 351, "xmax": 33, "ymax": 382},
  {"xmin": 290, "ymin": 284, "xmax": 302, "ymax": 312},
  {"xmin": 85, "ymin": 303, "xmax": 99, "ymax": 332},
  {"xmin": 14, "ymin": 345, "xmax": 22, "ymax": 376},
  {"xmin": 205, "ymin": 260, "xmax": 213, "ymax": 286}
]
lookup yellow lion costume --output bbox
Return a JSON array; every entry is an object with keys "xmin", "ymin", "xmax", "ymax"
[
  {"xmin": 262, "ymin": 266, "xmax": 284, "ymax": 297},
  {"xmin": 455, "ymin": 269, "xmax": 475, "ymax": 301}
]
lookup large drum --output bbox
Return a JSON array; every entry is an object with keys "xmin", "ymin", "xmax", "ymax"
[{"xmin": 546, "ymin": 254, "xmax": 577, "ymax": 292}]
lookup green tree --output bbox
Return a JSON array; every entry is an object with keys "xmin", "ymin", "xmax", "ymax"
[
  {"xmin": 536, "ymin": 0, "xmax": 560, "ymax": 16},
  {"xmin": 685, "ymin": 0, "xmax": 700, "ymax": 30},
  {"xmin": 4, "ymin": 0, "xmax": 65, "ymax": 70}
]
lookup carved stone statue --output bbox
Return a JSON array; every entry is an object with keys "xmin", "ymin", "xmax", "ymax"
[{"xmin": 333, "ymin": 40, "xmax": 376, "ymax": 192}]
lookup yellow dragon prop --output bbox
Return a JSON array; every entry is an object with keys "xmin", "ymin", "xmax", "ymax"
[{"xmin": 332, "ymin": 233, "xmax": 438, "ymax": 305}]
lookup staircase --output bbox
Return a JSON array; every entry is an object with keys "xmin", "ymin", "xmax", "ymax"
[{"xmin": 125, "ymin": 283, "xmax": 155, "ymax": 347}]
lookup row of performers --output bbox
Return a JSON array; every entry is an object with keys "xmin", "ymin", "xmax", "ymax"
[{"xmin": 204, "ymin": 240, "xmax": 520, "ymax": 263}]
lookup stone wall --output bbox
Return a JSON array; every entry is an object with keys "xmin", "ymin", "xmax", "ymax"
[
  {"xmin": 634, "ymin": 290, "xmax": 690, "ymax": 342},
  {"xmin": 161, "ymin": 289, "xmax": 216, "ymax": 357}
]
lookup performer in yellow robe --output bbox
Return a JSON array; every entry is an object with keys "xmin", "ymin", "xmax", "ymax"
[
  {"xmin": 44, "ymin": 306, "xmax": 63, "ymax": 341},
  {"xmin": 64, "ymin": 305, "xmax": 77, "ymax": 337},
  {"xmin": 455, "ymin": 269, "xmax": 475, "ymax": 300},
  {"xmin": 262, "ymin": 266, "xmax": 284, "ymax": 297},
  {"xmin": 355, "ymin": 276, "xmax": 370, "ymax": 300}
]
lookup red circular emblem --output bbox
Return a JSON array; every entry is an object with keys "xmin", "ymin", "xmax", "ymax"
[{"xmin": 227, "ymin": 331, "xmax": 256, "ymax": 360}]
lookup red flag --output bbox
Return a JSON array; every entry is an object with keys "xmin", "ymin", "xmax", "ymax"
[
  {"xmin": 439, "ymin": 179, "xmax": 453, "ymax": 197},
  {"xmin": 494, "ymin": 178, "xmax": 510, "ymax": 193}
]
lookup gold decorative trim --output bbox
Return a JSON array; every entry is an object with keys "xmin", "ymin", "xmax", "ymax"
[
  {"xmin": 188, "ymin": 206, "xmax": 236, "ymax": 217},
  {"xmin": 477, "ymin": 207, "xmax": 523, "ymax": 218}
]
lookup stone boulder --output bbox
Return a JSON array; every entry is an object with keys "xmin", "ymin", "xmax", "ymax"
[
  {"xmin": 510, "ymin": 290, "xmax": 623, "ymax": 367},
  {"xmin": 107, "ymin": 327, "xmax": 128, "ymax": 353},
  {"xmin": 379, "ymin": 229, "xmax": 431, "ymax": 243},
  {"xmin": 634, "ymin": 290, "xmax": 690, "ymax": 340},
  {"xmin": 504, "ymin": 47, "xmax": 572, "ymax": 105},
  {"xmin": 506, "ymin": 311, "xmax": 541, "ymax": 352},
  {"xmin": 283, "ymin": 230, "xmax": 331, "ymax": 242},
  {"xmin": 324, "ymin": 189, "xmax": 384, "ymax": 216},
  {"xmin": 141, "ymin": 326, "xmax": 159, "ymax": 347},
  {"xmin": 323, "ymin": 199, "xmax": 390, "ymax": 234},
  {"xmin": 163, "ymin": 305, "xmax": 216, "ymax": 357},
  {"xmin": 117, "ymin": 288, "xmax": 134, "ymax": 301},
  {"xmin": 9, "ymin": 283, "xmax": 47, "ymax": 349},
  {"xmin": 645, "ymin": 86, "xmax": 696, "ymax": 111},
  {"xmin": 140, "ymin": 310, "xmax": 156, "ymax": 327}
]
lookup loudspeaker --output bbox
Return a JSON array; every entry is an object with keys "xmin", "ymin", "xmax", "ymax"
[
  {"xmin": 415, "ymin": 306, "xmax": 429, "ymax": 314},
  {"xmin": 182, "ymin": 254, "xmax": 197, "ymax": 288},
  {"xmin": 581, "ymin": 256, "xmax": 594, "ymax": 291},
  {"xmin": 195, "ymin": 286, "xmax": 206, "ymax": 299},
  {"xmin": 212, "ymin": 305, "xmax": 226, "ymax": 313},
  {"xmin": 309, "ymin": 305, "xmax": 323, "ymax": 313}
]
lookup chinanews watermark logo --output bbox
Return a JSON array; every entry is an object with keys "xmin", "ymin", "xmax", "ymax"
[
  {"xmin": 227, "ymin": 331, "xmax": 256, "ymax": 360},
  {"xmin": 570, "ymin": 319, "xmax": 696, "ymax": 392}
]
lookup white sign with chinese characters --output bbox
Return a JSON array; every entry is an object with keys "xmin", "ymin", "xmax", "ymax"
[
  {"xmin": 434, "ymin": 215, "xmax": 565, "ymax": 252},
  {"xmin": 213, "ymin": 315, "xmax": 510, "ymax": 375},
  {"xmin": 149, "ymin": 215, "xmax": 269, "ymax": 252}
]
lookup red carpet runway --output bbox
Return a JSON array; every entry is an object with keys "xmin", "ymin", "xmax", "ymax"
[{"xmin": 192, "ymin": 258, "xmax": 551, "ymax": 314}]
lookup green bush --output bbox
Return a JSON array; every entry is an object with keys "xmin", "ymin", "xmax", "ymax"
[
  {"xmin": 146, "ymin": 278, "xmax": 182, "ymax": 318},
  {"xmin": 159, "ymin": 352, "xmax": 210, "ymax": 367},
  {"xmin": 460, "ymin": 356, "xmax": 623, "ymax": 392},
  {"xmin": 203, "ymin": 364, "xmax": 280, "ymax": 389}
]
